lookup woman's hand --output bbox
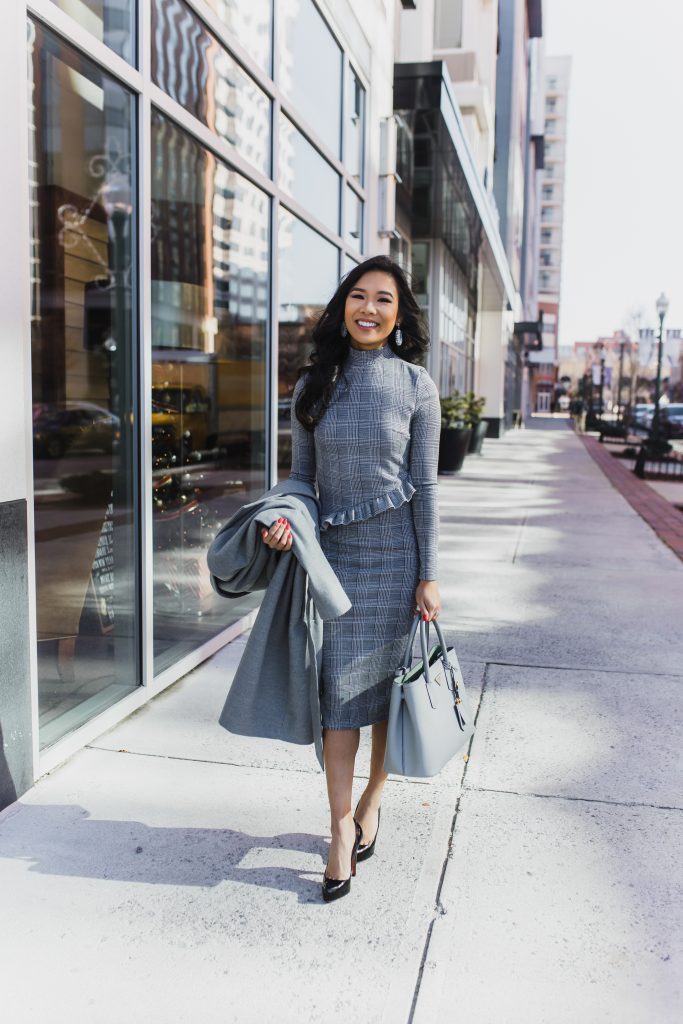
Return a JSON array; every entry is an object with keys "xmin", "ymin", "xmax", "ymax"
[
  {"xmin": 261, "ymin": 516, "xmax": 293, "ymax": 551},
  {"xmin": 415, "ymin": 580, "xmax": 441, "ymax": 622}
]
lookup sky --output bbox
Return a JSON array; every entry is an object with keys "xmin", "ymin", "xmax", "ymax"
[{"xmin": 544, "ymin": 0, "xmax": 683, "ymax": 349}]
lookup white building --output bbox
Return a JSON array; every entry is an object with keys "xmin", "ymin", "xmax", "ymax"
[{"xmin": 529, "ymin": 53, "xmax": 571, "ymax": 412}]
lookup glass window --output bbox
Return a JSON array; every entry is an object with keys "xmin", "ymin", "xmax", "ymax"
[
  {"xmin": 389, "ymin": 234, "xmax": 411, "ymax": 274},
  {"xmin": 28, "ymin": 20, "xmax": 139, "ymax": 748},
  {"xmin": 277, "ymin": 210, "xmax": 339, "ymax": 474},
  {"xmin": 344, "ymin": 185, "xmax": 363, "ymax": 248},
  {"xmin": 345, "ymin": 68, "xmax": 365, "ymax": 184},
  {"xmin": 279, "ymin": 0, "xmax": 342, "ymax": 157},
  {"xmin": 279, "ymin": 115, "xmax": 340, "ymax": 234},
  {"xmin": 49, "ymin": 0, "xmax": 135, "ymax": 63},
  {"xmin": 152, "ymin": 0, "xmax": 271, "ymax": 176},
  {"xmin": 151, "ymin": 110, "xmax": 269, "ymax": 673},
  {"xmin": 434, "ymin": 0, "xmax": 463, "ymax": 49},
  {"xmin": 342, "ymin": 253, "xmax": 359, "ymax": 278},
  {"xmin": 203, "ymin": 0, "xmax": 272, "ymax": 75}
]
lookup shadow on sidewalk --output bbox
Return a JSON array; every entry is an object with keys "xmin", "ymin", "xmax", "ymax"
[{"xmin": 0, "ymin": 803, "xmax": 330, "ymax": 904}]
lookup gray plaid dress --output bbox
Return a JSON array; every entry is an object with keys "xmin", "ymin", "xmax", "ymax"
[{"xmin": 290, "ymin": 343, "xmax": 440, "ymax": 729}]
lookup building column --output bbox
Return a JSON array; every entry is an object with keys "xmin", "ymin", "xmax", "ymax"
[
  {"xmin": 0, "ymin": 1, "xmax": 36, "ymax": 809},
  {"xmin": 476, "ymin": 308, "xmax": 509, "ymax": 437}
]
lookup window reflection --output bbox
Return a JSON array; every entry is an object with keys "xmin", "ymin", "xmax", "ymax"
[
  {"xmin": 151, "ymin": 110, "xmax": 268, "ymax": 672},
  {"xmin": 279, "ymin": 114, "xmax": 340, "ymax": 234},
  {"xmin": 28, "ymin": 21, "xmax": 138, "ymax": 748},
  {"xmin": 344, "ymin": 185, "xmax": 363, "ymax": 249},
  {"xmin": 277, "ymin": 210, "xmax": 339, "ymax": 474},
  {"xmin": 49, "ymin": 0, "xmax": 135, "ymax": 63},
  {"xmin": 152, "ymin": 0, "xmax": 271, "ymax": 176},
  {"xmin": 279, "ymin": 0, "xmax": 342, "ymax": 157},
  {"xmin": 345, "ymin": 68, "xmax": 365, "ymax": 183},
  {"xmin": 203, "ymin": 0, "xmax": 272, "ymax": 75}
]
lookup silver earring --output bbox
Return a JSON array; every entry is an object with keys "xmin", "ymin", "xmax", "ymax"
[
  {"xmin": 395, "ymin": 326, "xmax": 403, "ymax": 347},
  {"xmin": 340, "ymin": 322, "xmax": 347, "ymax": 338}
]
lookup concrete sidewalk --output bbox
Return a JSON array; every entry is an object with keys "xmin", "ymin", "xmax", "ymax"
[{"xmin": 1, "ymin": 424, "xmax": 682, "ymax": 1023}]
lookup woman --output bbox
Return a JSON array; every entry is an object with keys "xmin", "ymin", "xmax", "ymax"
[{"xmin": 261, "ymin": 254, "xmax": 441, "ymax": 901}]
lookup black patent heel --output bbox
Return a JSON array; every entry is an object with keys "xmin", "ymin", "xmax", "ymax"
[
  {"xmin": 322, "ymin": 819, "xmax": 362, "ymax": 902},
  {"xmin": 356, "ymin": 805, "xmax": 381, "ymax": 863}
]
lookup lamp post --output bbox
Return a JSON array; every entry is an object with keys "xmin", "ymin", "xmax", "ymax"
[
  {"xmin": 650, "ymin": 292, "xmax": 669, "ymax": 447},
  {"xmin": 634, "ymin": 292, "xmax": 670, "ymax": 477},
  {"xmin": 617, "ymin": 336, "xmax": 625, "ymax": 423}
]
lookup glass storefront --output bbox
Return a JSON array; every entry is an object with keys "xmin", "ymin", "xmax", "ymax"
[
  {"xmin": 150, "ymin": 110, "xmax": 268, "ymax": 672},
  {"xmin": 28, "ymin": 20, "xmax": 139, "ymax": 748},
  {"xmin": 26, "ymin": 0, "xmax": 367, "ymax": 751},
  {"xmin": 152, "ymin": 0, "xmax": 271, "ymax": 177},
  {"xmin": 277, "ymin": 211, "xmax": 340, "ymax": 473}
]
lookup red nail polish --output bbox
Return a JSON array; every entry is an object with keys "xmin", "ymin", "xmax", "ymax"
[
  {"xmin": 422, "ymin": 614, "xmax": 428, "ymax": 621},
  {"xmin": 277, "ymin": 517, "xmax": 283, "ymax": 523}
]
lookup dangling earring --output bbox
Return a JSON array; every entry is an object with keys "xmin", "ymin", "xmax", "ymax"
[
  {"xmin": 340, "ymin": 322, "xmax": 347, "ymax": 338},
  {"xmin": 395, "ymin": 325, "xmax": 403, "ymax": 347}
]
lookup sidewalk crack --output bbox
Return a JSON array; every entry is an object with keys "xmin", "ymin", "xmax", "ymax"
[
  {"xmin": 463, "ymin": 783, "xmax": 682, "ymax": 813},
  {"xmin": 407, "ymin": 662, "xmax": 491, "ymax": 1022}
]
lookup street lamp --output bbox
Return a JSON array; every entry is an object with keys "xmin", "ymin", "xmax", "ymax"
[
  {"xmin": 635, "ymin": 292, "xmax": 670, "ymax": 476},
  {"xmin": 650, "ymin": 291, "xmax": 669, "ymax": 449}
]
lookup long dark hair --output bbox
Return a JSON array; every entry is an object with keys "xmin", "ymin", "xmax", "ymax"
[{"xmin": 294, "ymin": 254, "xmax": 430, "ymax": 431}]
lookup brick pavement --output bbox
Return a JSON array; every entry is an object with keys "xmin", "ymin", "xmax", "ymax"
[{"xmin": 579, "ymin": 433, "xmax": 683, "ymax": 561}]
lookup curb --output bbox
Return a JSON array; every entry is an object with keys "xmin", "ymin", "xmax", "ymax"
[{"xmin": 579, "ymin": 434, "xmax": 683, "ymax": 561}]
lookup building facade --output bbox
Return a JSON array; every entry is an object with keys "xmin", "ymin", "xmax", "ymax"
[
  {"xmin": 492, "ymin": 0, "xmax": 545, "ymax": 424},
  {"xmin": 394, "ymin": 0, "xmax": 546, "ymax": 436},
  {"xmin": 529, "ymin": 53, "xmax": 571, "ymax": 412},
  {"xmin": 1, "ymin": 0, "xmax": 547, "ymax": 808}
]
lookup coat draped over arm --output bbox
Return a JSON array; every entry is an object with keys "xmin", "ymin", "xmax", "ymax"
[{"xmin": 206, "ymin": 478, "xmax": 351, "ymax": 769}]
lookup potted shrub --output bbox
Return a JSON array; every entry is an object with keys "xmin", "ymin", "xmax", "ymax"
[
  {"xmin": 464, "ymin": 392, "xmax": 488, "ymax": 454},
  {"xmin": 438, "ymin": 392, "xmax": 472, "ymax": 474}
]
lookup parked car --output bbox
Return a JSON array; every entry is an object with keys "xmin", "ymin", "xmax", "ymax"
[
  {"xmin": 151, "ymin": 386, "xmax": 213, "ymax": 458},
  {"xmin": 631, "ymin": 403, "xmax": 654, "ymax": 429},
  {"xmin": 661, "ymin": 403, "xmax": 683, "ymax": 439},
  {"xmin": 33, "ymin": 402, "xmax": 120, "ymax": 458}
]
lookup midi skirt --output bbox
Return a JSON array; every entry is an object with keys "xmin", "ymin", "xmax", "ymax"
[{"xmin": 319, "ymin": 500, "xmax": 420, "ymax": 729}]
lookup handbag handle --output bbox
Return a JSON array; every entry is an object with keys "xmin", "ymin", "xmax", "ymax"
[{"xmin": 397, "ymin": 615, "xmax": 452, "ymax": 684}]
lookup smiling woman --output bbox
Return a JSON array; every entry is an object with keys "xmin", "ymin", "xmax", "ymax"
[{"xmin": 279, "ymin": 254, "xmax": 442, "ymax": 900}]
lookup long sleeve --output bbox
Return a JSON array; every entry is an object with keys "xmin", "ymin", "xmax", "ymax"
[
  {"xmin": 409, "ymin": 371, "xmax": 440, "ymax": 580},
  {"xmin": 289, "ymin": 374, "xmax": 317, "ymax": 488}
]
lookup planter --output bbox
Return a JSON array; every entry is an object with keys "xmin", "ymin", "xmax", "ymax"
[
  {"xmin": 467, "ymin": 420, "xmax": 488, "ymax": 455},
  {"xmin": 438, "ymin": 426, "xmax": 472, "ymax": 474}
]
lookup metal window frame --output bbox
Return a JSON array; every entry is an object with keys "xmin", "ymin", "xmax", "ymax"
[{"xmin": 20, "ymin": 0, "xmax": 370, "ymax": 775}]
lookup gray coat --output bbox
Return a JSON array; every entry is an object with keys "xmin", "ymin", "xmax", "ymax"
[{"xmin": 206, "ymin": 478, "xmax": 351, "ymax": 769}]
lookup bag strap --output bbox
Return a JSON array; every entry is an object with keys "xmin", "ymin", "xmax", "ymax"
[{"xmin": 396, "ymin": 616, "xmax": 455, "ymax": 685}]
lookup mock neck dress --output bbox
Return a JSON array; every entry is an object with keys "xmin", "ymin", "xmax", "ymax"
[{"xmin": 290, "ymin": 342, "xmax": 440, "ymax": 730}]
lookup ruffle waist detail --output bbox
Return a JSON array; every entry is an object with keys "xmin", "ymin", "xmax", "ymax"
[{"xmin": 320, "ymin": 479, "xmax": 416, "ymax": 531}]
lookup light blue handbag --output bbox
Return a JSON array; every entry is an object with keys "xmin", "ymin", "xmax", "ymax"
[{"xmin": 384, "ymin": 616, "xmax": 475, "ymax": 777}]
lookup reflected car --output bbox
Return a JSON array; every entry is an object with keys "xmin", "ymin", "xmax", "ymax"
[
  {"xmin": 33, "ymin": 402, "xmax": 120, "ymax": 458},
  {"xmin": 151, "ymin": 386, "xmax": 213, "ymax": 457}
]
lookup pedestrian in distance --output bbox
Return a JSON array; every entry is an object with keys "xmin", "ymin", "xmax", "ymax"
[
  {"xmin": 261, "ymin": 254, "xmax": 442, "ymax": 902},
  {"xmin": 574, "ymin": 396, "xmax": 587, "ymax": 433}
]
